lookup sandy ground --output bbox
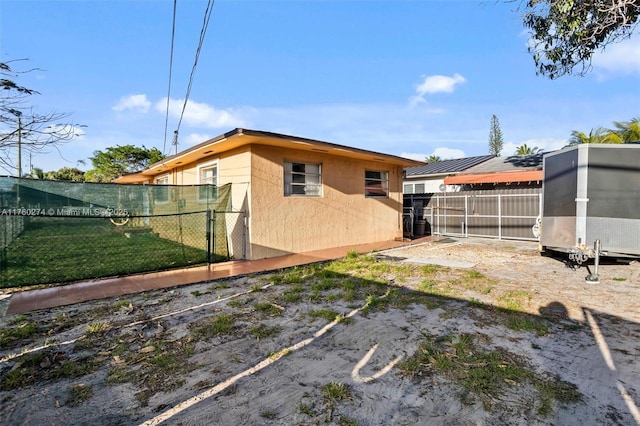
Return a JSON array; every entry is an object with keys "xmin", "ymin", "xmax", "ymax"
[{"xmin": 0, "ymin": 237, "xmax": 639, "ymax": 425}]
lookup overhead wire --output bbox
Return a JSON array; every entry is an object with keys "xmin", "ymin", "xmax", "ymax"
[
  {"xmin": 173, "ymin": 0, "xmax": 216, "ymax": 153},
  {"xmin": 162, "ymin": 0, "xmax": 178, "ymax": 157}
]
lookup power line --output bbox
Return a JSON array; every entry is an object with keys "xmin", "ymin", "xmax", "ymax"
[
  {"xmin": 173, "ymin": 0, "xmax": 216, "ymax": 152},
  {"xmin": 162, "ymin": 0, "xmax": 178, "ymax": 157}
]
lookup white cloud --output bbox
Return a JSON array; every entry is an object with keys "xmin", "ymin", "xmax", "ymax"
[
  {"xmin": 410, "ymin": 73, "xmax": 467, "ymax": 106},
  {"xmin": 432, "ymin": 147, "xmax": 466, "ymax": 159},
  {"xmin": 184, "ymin": 133, "xmax": 213, "ymax": 146},
  {"xmin": 399, "ymin": 152, "xmax": 429, "ymax": 162},
  {"xmin": 592, "ymin": 33, "xmax": 640, "ymax": 77},
  {"xmin": 112, "ymin": 94, "xmax": 151, "ymax": 113},
  {"xmin": 158, "ymin": 98, "xmax": 247, "ymax": 128}
]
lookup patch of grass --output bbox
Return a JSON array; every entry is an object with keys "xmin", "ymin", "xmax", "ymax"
[
  {"xmin": 208, "ymin": 282, "xmax": 230, "ymax": 290},
  {"xmin": 111, "ymin": 299, "xmax": 131, "ymax": 311},
  {"xmin": 250, "ymin": 283, "xmax": 263, "ymax": 292},
  {"xmin": 503, "ymin": 313, "xmax": 551, "ymax": 336},
  {"xmin": 322, "ymin": 382, "xmax": 352, "ymax": 402},
  {"xmin": 421, "ymin": 264, "xmax": 447, "ymax": 275},
  {"xmin": 298, "ymin": 402, "xmax": 316, "ymax": 416},
  {"xmin": 307, "ymin": 309, "xmax": 340, "ymax": 322},
  {"xmin": 311, "ymin": 278, "xmax": 341, "ymax": 292},
  {"xmin": 397, "ymin": 333, "xmax": 582, "ymax": 412},
  {"xmin": 283, "ymin": 290, "xmax": 302, "ymax": 303},
  {"xmin": 0, "ymin": 321, "xmax": 37, "ymax": 347},
  {"xmin": 250, "ymin": 325, "xmax": 281, "ymax": 340},
  {"xmin": 497, "ymin": 290, "xmax": 532, "ymax": 312},
  {"xmin": 52, "ymin": 357, "xmax": 104, "ymax": 380},
  {"xmin": 535, "ymin": 376, "xmax": 582, "ymax": 415},
  {"xmin": 67, "ymin": 383, "xmax": 93, "ymax": 406},
  {"xmin": 338, "ymin": 416, "xmax": 360, "ymax": 426},
  {"xmin": 2, "ymin": 217, "xmax": 209, "ymax": 288},
  {"xmin": 260, "ymin": 410, "xmax": 277, "ymax": 420},
  {"xmin": 228, "ymin": 297, "xmax": 254, "ymax": 308},
  {"xmin": 468, "ymin": 297, "xmax": 483, "ymax": 308},
  {"xmin": 87, "ymin": 322, "xmax": 109, "ymax": 334},
  {"xmin": 191, "ymin": 290, "xmax": 203, "ymax": 297},
  {"xmin": 106, "ymin": 367, "xmax": 129, "ymax": 384},
  {"xmin": 189, "ymin": 314, "xmax": 236, "ymax": 340},
  {"xmin": 612, "ymin": 277, "xmax": 626, "ymax": 282},
  {"xmin": 2, "ymin": 351, "xmax": 105, "ymax": 391},
  {"xmin": 253, "ymin": 302, "xmax": 284, "ymax": 317}
]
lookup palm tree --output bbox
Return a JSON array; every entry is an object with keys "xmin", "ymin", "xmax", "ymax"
[
  {"xmin": 567, "ymin": 127, "xmax": 621, "ymax": 146},
  {"xmin": 515, "ymin": 144, "xmax": 541, "ymax": 155},
  {"xmin": 426, "ymin": 155, "xmax": 441, "ymax": 163},
  {"xmin": 609, "ymin": 117, "xmax": 640, "ymax": 142}
]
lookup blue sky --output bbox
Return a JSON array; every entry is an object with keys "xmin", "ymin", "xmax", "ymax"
[{"xmin": 1, "ymin": 0, "xmax": 639, "ymax": 174}]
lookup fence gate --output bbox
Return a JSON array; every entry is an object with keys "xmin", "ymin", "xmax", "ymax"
[
  {"xmin": 208, "ymin": 210, "xmax": 246, "ymax": 261},
  {"xmin": 405, "ymin": 189, "xmax": 541, "ymax": 241}
]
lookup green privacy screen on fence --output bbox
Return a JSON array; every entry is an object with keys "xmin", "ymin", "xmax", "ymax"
[{"xmin": 0, "ymin": 177, "xmax": 232, "ymax": 288}]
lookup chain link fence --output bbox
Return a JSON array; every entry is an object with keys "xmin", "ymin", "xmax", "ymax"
[{"xmin": 0, "ymin": 177, "xmax": 238, "ymax": 288}]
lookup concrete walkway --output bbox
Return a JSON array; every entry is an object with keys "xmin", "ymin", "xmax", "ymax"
[{"xmin": 4, "ymin": 237, "xmax": 436, "ymax": 315}]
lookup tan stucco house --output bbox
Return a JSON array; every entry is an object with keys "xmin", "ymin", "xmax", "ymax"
[{"xmin": 115, "ymin": 128, "xmax": 423, "ymax": 260}]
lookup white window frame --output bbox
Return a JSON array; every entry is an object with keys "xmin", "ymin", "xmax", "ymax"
[
  {"xmin": 284, "ymin": 161, "xmax": 322, "ymax": 197},
  {"xmin": 197, "ymin": 160, "xmax": 219, "ymax": 202},
  {"xmin": 154, "ymin": 174, "xmax": 170, "ymax": 204},
  {"xmin": 365, "ymin": 170, "xmax": 389, "ymax": 198}
]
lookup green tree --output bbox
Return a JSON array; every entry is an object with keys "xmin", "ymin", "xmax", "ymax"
[
  {"xmin": 426, "ymin": 154, "xmax": 442, "ymax": 163},
  {"xmin": 515, "ymin": 144, "xmax": 541, "ymax": 155},
  {"xmin": 521, "ymin": 0, "xmax": 640, "ymax": 79},
  {"xmin": 488, "ymin": 114, "xmax": 504, "ymax": 156},
  {"xmin": 45, "ymin": 167, "xmax": 86, "ymax": 182},
  {"xmin": 568, "ymin": 127, "xmax": 622, "ymax": 146},
  {"xmin": 609, "ymin": 117, "xmax": 640, "ymax": 142},
  {"xmin": 85, "ymin": 145, "xmax": 165, "ymax": 182},
  {"xmin": 1, "ymin": 60, "xmax": 82, "ymax": 176},
  {"xmin": 27, "ymin": 167, "xmax": 45, "ymax": 179}
]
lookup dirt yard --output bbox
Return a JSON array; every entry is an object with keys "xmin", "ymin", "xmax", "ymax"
[{"xmin": 0, "ymin": 237, "xmax": 639, "ymax": 425}]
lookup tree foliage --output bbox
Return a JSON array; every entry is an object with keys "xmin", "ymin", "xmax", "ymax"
[
  {"xmin": 1, "ymin": 60, "xmax": 83, "ymax": 175},
  {"xmin": 488, "ymin": 114, "xmax": 504, "ymax": 156},
  {"xmin": 85, "ymin": 145, "xmax": 165, "ymax": 182},
  {"xmin": 426, "ymin": 154, "xmax": 442, "ymax": 163},
  {"xmin": 521, "ymin": 0, "xmax": 640, "ymax": 79},
  {"xmin": 568, "ymin": 117, "xmax": 639, "ymax": 145},
  {"xmin": 515, "ymin": 144, "xmax": 541, "ymax": 155}
]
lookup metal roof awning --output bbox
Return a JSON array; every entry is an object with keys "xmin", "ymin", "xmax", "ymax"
[{"xmin": 444, "ymin": 169, "xmax": 543, "ymax": 185}]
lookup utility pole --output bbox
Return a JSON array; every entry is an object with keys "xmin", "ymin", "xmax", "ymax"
[{"xmin": 17, "ymin": 115, "xmax": 22, "ymax": 178}]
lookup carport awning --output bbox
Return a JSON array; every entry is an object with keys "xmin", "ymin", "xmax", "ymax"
[{"xmin": 444, "ymin": 170, "xmax": 543, "ymax": 185}]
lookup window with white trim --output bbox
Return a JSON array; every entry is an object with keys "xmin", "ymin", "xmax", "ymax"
[
  {"xmin": 284, "ymin": 162, "xmax": 322, "ymax": 196},
  {"xmin": 198, "ymin": 163, "xmax": 218, "ymax": 201},
  {"xmin": 154, "ymin": 174, "xmax": 170, "ymax": 203},
  {"xmin": 365, "ymin": 170, "xmax": 389, "ymax": 198}
]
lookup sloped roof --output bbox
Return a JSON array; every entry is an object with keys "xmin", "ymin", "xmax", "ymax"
[
  {"xmin": 115, "ymin": 128, "xmax": 424, "ymax": 183},
  {"xmin": 404, "ymin": 155, "xmax": 494, "ymax": 177},
  {"xmin": 457, "ymin": 152, "xmax": 545, "ymax": 174},
  {"xmin": 443, "ymin": 152, "xmax": 546, "ymax": 185}
]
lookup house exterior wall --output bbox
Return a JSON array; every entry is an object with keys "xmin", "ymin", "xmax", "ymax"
[
  {"xmin": 248, "ymin": 144, "xmax": 404, "ymax": 259},
  {"xmin": 144, "ymin": 144, "xmax": 405, "ymax": 260},
  {"xmin": 403, "ymin": 176, "xmax": 461, "ymax": 193}
]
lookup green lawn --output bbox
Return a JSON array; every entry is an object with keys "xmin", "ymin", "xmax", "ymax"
[{"xmin": 1, "ymin": 217, "xmax": 212, "ymax": 288}]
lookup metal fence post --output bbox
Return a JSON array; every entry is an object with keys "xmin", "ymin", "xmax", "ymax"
[
  {"xmin": 206, "ymin": 209, "xmax": 212, "ymax": 263},
  {"xmin": 464, "ymin": 194, "xmax": 468, "ymax": 237},
  {"xmin": 498, "ymin": 194, "xmax": 502, "ymax": 240}
]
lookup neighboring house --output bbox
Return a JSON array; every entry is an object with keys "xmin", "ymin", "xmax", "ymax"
[
  {"xmin": 114, "ymin": 128, "xmax": 423, "ymax": 260},
  {"xmin": 403, "ymin": 155, "xmax": 495, "ymax": 194},
  {"xmin": 443, "ymin": 152, "xmax": 546, "ymax": 189}
]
